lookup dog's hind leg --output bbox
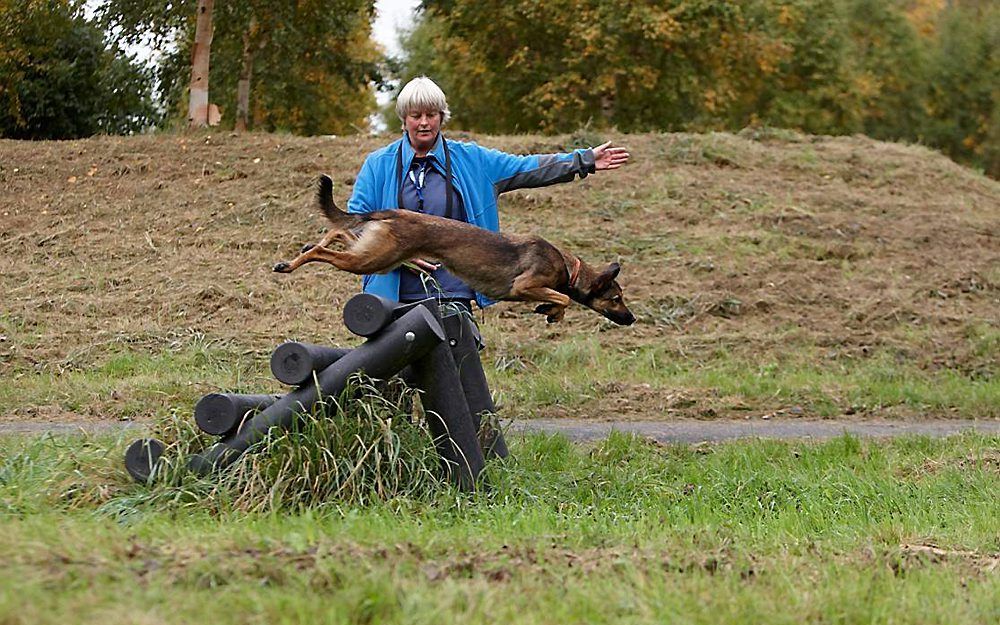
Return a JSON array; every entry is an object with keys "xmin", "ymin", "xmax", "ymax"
[
  {"xmin": 273, "ymin": 241, "xmax": 343, "ymax": 274},
  {"xmin": 300, "ymin": 230, "xmax": 356, "ymax": 254},
  {"xmin": 274, "ymin": 228, "xmax": 360, "ymax": 273},
  {"xmin": 319, "ymin": 248, "xmax": 400, "ymax": 275},
  {"xmin": 281, "ymin": 246, "xmax": 398, "ymax": 276},
  {"xmin": 313, "ymin": 229, "xmax": 347, "ymax": 249},
  {"xmin": 273, "ymin": 245, "xmax": 327, "ymax": 273},
  {"xmin": 291, "ymin": 227, "xmax": 356, "ymax": 256}
]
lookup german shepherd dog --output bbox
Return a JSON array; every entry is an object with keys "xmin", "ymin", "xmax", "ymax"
[{"xmin": 273, "ymin": 175, "xmax": 635, "ymax": 326}]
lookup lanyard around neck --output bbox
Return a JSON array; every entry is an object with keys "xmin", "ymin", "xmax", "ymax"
[
  {"xmin": 408, "ymin": 162, "xmax": 427, "ymax": 210},
  {"xmin": 397, "ymin": 136, "xmax": 452, "ymax": 214},
  {"xmin": 408, "ymin": 162, "xmax": 427, "ymax": 190}
]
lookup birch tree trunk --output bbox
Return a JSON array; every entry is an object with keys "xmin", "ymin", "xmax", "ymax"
[
  {"xmin": 187, "ymin": 0, "xmax": 215, "ymax": 128},
  {"xmin": 236, "ymin": 16, "xmax": 268, "ymax": 132},
  {"xmin": 235, "ymin": 35, "xmax": 252, "ymax": 131}
]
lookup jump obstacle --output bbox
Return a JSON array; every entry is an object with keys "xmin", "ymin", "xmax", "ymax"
[{"xmin": 124, "ymin": 294, "xmax": 509, "ymax": 491}]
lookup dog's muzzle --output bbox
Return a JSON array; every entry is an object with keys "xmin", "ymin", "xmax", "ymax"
[{"xmin": 606, "ymin": 310, "xmax": 636, "ymax": 326}]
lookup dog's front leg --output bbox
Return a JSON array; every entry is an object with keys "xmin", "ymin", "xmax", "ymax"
[
  {"xmin": 541, "ymin": 304, "xmax": 569, "ymax": 323},
  {"xmin": 514, "ymin": 285, "xmax": 571, "ymax": 323}
]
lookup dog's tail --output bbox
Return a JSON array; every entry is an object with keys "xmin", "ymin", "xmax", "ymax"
[{"xmin": 316, "ymin": 174, "xmax": 358, "ymax": 228}]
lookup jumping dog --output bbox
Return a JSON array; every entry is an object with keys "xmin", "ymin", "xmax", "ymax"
[{"xmin": 273, "ymin": 175, "xmax": 636, "ymax": 326}]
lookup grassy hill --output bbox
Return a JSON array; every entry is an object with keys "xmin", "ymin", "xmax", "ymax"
[{"xmin": 0, "ymin": 129, "xmax": 997, "ymax": 424}]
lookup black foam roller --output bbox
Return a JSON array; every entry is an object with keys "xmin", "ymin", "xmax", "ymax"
[
  {"xmin": 410, "ymin": 338, "xmax": 486, "ymax": 490},
  {"xmin": 124, "ymin": 438, "xmax": 165, "ymax": 483},
  {"xmin": 189, "ymin": 304, "xmax": 446, "ymax": 475},
  {"xmin": 342, "ymin": 293, "xmax": 398, "ymax": 337},
  {"xmin": 269, "ymin": 343, "xmax": 351, "ymax": 386},
  {"xmin": 194, "ymin": 393, "xmax": 280, "ymax": 436},
  {"xmin": 442, "ymin": 313, "xmax": 509, "ymax": 459}
]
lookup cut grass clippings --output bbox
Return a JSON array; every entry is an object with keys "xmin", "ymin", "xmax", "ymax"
[{"xmin": 2, "ymin": 131, "xmax": 997, "ymax": 423}]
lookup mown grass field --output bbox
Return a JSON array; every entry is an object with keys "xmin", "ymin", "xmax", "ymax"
[
  {"xmin": 1, "ymin": 130, "xmax": 997, "ymax": 424},
  {"xmin": 1, "ymin": 427, "xmax": 998, "ymax": 624}
]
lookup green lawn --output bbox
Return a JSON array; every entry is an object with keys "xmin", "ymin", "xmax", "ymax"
[{"xmin": 1, "ymin": 426, "xmax": 997, "ymax": 624}]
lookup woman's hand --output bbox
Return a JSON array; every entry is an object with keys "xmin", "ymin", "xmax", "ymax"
[
  {"xmin": 593, "ymin": 141, "xmax": 630, "ymax": 171},
  {"xmin": 407, "ymin": 258, "xmax": 441, "ymax": 273}
]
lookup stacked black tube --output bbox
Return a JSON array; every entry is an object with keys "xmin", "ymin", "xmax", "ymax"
[{"xmin": 125, "ymin": 294, "xmax": 508, "ymax": 491}]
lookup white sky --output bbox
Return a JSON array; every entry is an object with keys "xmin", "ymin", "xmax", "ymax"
[
  {"xmin": 373, "ymin": 0, "xmax": 421, "ymax": 58},
  {"xmin": 371, "ymin": 0, "xmax": 421, "ymax": 128}
]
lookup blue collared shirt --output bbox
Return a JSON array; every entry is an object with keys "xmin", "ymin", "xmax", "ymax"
[{"xmin": 398, "ymin": 156, "xmax": 476, "ymax": 302}]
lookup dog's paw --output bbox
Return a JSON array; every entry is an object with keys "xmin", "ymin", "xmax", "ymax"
[
  {"xmin": 272, "ymin": 262, "xmax": 291, "ymax": 273},
  {"xmin": 300, "ymin": 243, "xmax": 316, "ymax": 254}
]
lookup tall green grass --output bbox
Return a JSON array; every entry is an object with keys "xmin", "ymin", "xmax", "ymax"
[
  {"xmin": 4, "ymin": 425, "xmax": 998, "ymax": 547},
  {"xmin": 41, "ymin": 375, "xmax": 448, "ymax": 517},
  {"xmin": 0, "ymin": 428, "xmax": 997, "ymax": 624}
]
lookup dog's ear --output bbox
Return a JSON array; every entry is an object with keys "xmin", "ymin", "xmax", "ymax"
[{"xmin": 592, "ymin": 262, "xmax": 621, "ymax": 291}]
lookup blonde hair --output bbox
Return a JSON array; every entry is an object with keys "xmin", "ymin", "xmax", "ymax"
[{"xmin": 396, "ymin": 76, "xmax": 451, "ymax": 126}]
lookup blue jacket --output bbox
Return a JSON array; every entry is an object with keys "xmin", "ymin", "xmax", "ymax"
[{"xmin": 347, "ymin": 132, "xmax": 597, "ymax": 308}]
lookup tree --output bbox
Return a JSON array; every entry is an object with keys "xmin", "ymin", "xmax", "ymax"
[
  {"xmin": 99, "ymin": 0, "xmax": 381, "ymax": 134},
  {"xmin": 400, "ymin": 0, "xmax": 996, "ymax": 176},
  {"xmin": 921, "ymin": 3, "xmax": 1000, "ymax": 177},
  {"xmin": 0, "ymin": 0, "xmax": 158, "ymax": 139},
  {"xmin": 403, "ymin": 1, "xmax": 792, "ymax": 133},
  {"xmin": 187, "ymin": 0, "xmax": 214, "ymax": 127}
]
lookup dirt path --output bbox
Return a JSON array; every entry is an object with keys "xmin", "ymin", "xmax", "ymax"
[
  {"xmin": 510, "ymin": 419, "xmax": 1000, "ymax": 443},
  {"xmin": 2, "ymin": 419, "xmax": 997, "ymax": 443}
]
